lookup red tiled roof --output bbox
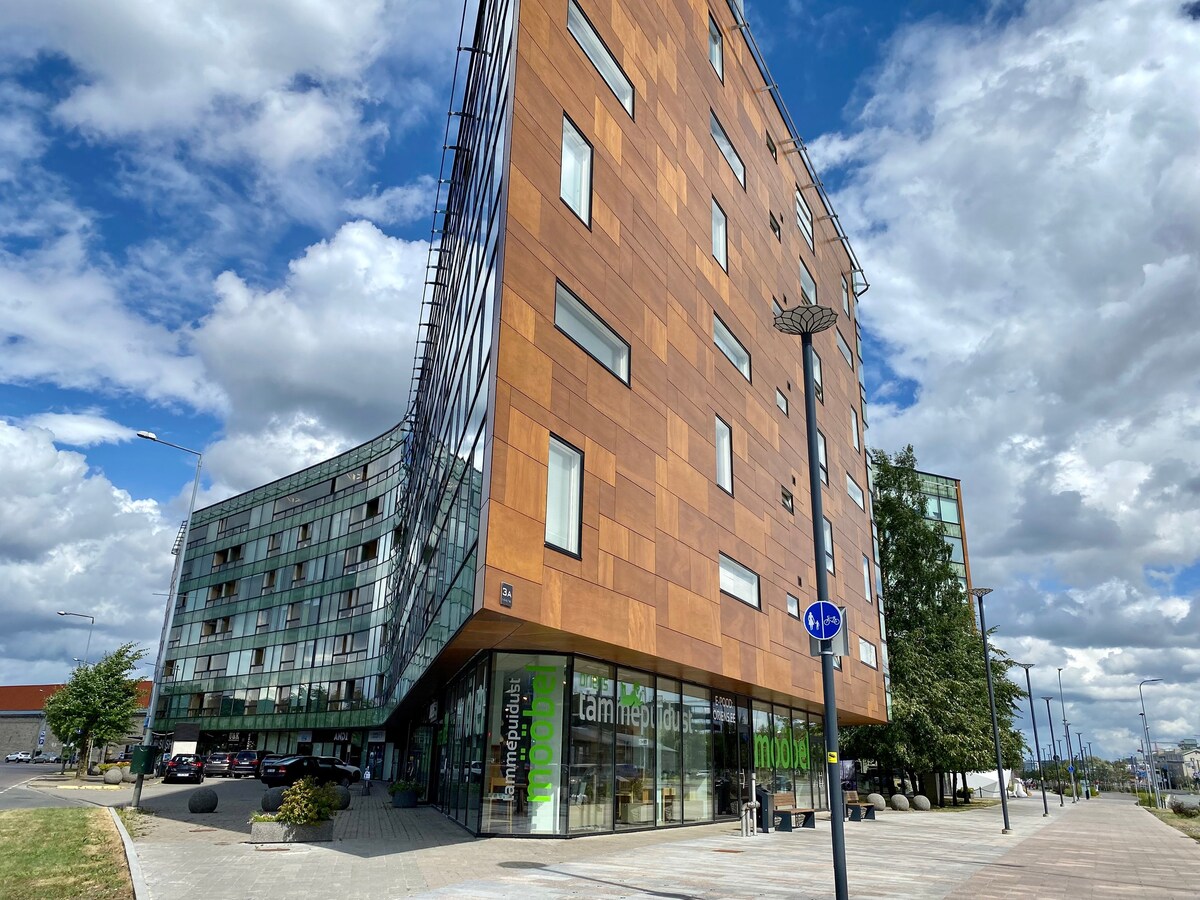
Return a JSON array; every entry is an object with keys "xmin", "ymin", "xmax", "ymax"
[{"xmin": 0, "ymin": 680, "xmax": 152, "ymax": 712}]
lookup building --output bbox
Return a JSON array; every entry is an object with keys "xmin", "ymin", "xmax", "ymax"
[
  {"xmin": 915, "ymin": 469, "xmax": 973, "ymax": 592},
  {"xmin": 0, "ymin": 681, "xmax": 152, "ymax": 762},
  {"xmin": 154, "ymin": 0, "xmax": 886, "ymax": 836}
]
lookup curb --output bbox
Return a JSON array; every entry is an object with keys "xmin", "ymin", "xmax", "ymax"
[{"xmin": 107, "ymin": 807, "xmax": 151, "ymax": 900}]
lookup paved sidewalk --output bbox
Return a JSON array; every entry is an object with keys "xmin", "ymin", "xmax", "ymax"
[{"xmin": 31, "ymin": 777, "xmax": 1200, "ymax": 899}]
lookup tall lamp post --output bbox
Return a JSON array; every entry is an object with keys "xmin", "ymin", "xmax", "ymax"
[
  {"xmin": 1015, "ymin": 664, "xmax": 1049, "ymax": 816},
  {"xmin": 56, "ymin": 611, "xmax": 96, "ymax": 664},
  {"xmin": 131, "ymin": 431, "xmax": 203, "ymax": 810},
  {"xmin": 1075, "ymin": 731, "xmax": 1090, "ymax": 799},
  {"xmin": 774, "ymin": 304, "xmax": 848, "ymax": 900},
  {"xmin": 969, "ymin": 587, "xmax": 1011, "ymax": 833},
  {"xmin": 1056, "ymin": 668, "xmax": 1079, "ymax": 803},
  {"xmin": 1043, "ymin": 697, "xmax": 1064, "ymax": 805},
  {"xmin": 1139, "ymin": 678, "xmax": 1163, "ymax": 808}
]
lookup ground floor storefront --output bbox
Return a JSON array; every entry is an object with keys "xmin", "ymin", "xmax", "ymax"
[
  {"xmin": 416, "ymin": 651, "xmax": 829, "ymax": 836},
  {"xmin": 183, "ymin": 726, "xmax": 397, "ymax": 781}
]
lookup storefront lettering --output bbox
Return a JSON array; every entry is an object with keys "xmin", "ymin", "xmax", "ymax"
[
  {"xmin": 753, "ymin": 732, "xmax": 811, "ymax": 772},
  {"xmin": 501, "ymin": 677, "xmax": 521, "ymax": 799},
  {"xmin": 523, "ymin": 664, "xmax": 559, "ymax": 803},
  {"xmin": 575, "ymin": 685, "xmax": 694, "ymax": 734}
]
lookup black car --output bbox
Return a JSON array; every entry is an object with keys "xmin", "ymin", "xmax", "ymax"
[
  {"xmin": 317, "ymin": 756, "xmax": 361, "ymax": 785},
  {"xmin": 260, "ymin": 755, "xmax": 326, "ymax": 788},
  {"xmin": 163, "ymin": 754, "xmax": 205, "ymax": 784},
  {"xmin": 230, "ymin": 750, "xmax": 270, "ymax": 778}
]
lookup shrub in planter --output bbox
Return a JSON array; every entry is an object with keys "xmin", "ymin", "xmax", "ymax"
[
  {"xmin": 273, "ymin": 777, "xmax": 340, "ymax": 826},
  {"xmin": 388, "ymin": 779, "xmax": 421, "ymax": 808}
]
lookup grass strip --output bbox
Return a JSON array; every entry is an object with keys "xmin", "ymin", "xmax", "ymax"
[
  {"xmin": 0, "ymin": 807, "xmax": 133, "ymax": 900},
  {"xmin": 1144, "ymin": 806, "xmax": 1200, "ymax": 843}
]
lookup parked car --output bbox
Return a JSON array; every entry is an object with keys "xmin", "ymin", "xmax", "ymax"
[
  {"xmin": 205, "ymin": 752, "xmax": 235, "ymax": 777},
  {"xmin": 260, "ymin": 755, "xmax": 350, "ymax": 788},
  {"xmin": 155, "ymin": 752, "xmax": 171, "ymax": 777},
  {"xmin": 317, "ymin": 756, "xmax": 361, "ymax": 784},
  {"xmin": 4, "ymin": 751, "xmax": 31, "ymax": 763},
  {"xmin": 163, "ymin": 754, "xmax": 205, "ymax": 784},
  {"xmin": 230, "ymin": 749, "xmax": 271, "ymax": 778},
  {"xmin": 32, "ymin": 753, "xmax": 61, "ymax": 764}
]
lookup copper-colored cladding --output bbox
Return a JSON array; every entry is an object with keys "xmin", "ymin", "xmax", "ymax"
[{"xmin": 479, "ymin": 0, "xmax": 885, "ymax": 725}]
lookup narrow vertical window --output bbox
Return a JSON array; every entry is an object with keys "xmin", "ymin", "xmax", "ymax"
[
  {"xmin": 771, "ymin": 297, "xmax": 783, "ymax": 318},
  {"xmin": 713, "ymin": 313, "xmax": 750, "ymax": 381},
  {"xmin": 817, "ymin": 430, "xmax": 828, "ymax": 485},
  {"xmin": 822, "ymin": 517, "xmax": 835, "ymax": 573},
  {"xmin": 800, "ymin": 259, "xmax": 817, "ymax": 305},
  {"xmin": 561, "ymin": 116, "xmax": 593, "ymax": 225},
  {"xmin": 712, "ymin": 197, "xmax": 727, "ymax": 271},
  {"xmin": 546, "ymin": 436, "xmax": 583, "ymax": 556},
  {"xmin": 851, "ymin": 406, "xmax": 861, "ymax": 451},
  {"xmin": 769, "ymin": 212, "xmax": 781, "ymax": 242},
  {"xmin": 841, "ymin": 275, "xmax": 850, "ymax": 317},
  {"xmin": 847, "ymin": 473, "xmax": 865, "ymax": 510},
  {"xmin": 775, "ymin": 389, "xmax": 788, "ymax": 416},
  {"xmin": 837, "ymin": 329, "xmax": 854, "ymax": 369},
  {"xmin": 862, "ymin": 554, "xmax": 873, "ymax": 605},
  {"xmin": 708, "ymin": 15, "xmax": 723, "ymax": 80},
  {"xmin": 813, "ymin": 350, "xmax": 824, "ymax": 402},
  {"xmin": 787, "ymin": 594, "xmax": 800, "ymax": 618},
  {"xmin": 715, "ymin": 416, "xmax": 733, "ymax": 494},
  {"xmin": 766, "ymin": 132, "xmax": 777, "ymax": 161},
  {"xmin": 567, "ymin": 0, "xmax": 634, "ymax": 116},
  {"xmin": 781, "ymin": 487, "xmax": 794, "ymax": 514},
  {"xmin": 795, "ymin": 187, "xmax": 814, "ymax": 249},
  {"xmin": 710, "ymin": 111, "xmax": 745, "ymax": 187}
]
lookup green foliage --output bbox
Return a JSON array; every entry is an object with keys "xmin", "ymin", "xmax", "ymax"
[
  {"xmin": 273, "ymin": 777, "xmax": 339, "ymax": 825},
  {"xmin": 42, "ymin": 643, "xmax": 147, "ymax": 777},
  {"xmin": 841, "ymin": 447, "xmax": 1025, "ymax": 778},
  {"xmin": 1170, "ymin": 799, "xmax": 1200, "ymax": 819},
  {"xmin": 387, "ymin": 778, "xmax": 422, "ymax": 796}
]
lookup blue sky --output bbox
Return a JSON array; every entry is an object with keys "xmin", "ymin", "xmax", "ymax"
[{"xmin": 2, "ymin": 0, "xmax": 1198, "ymax": 763}]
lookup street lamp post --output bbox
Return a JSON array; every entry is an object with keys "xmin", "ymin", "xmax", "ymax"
[
  {"xmin": 774, "ymin": 304, "xmax": 848, "ymax": 900},
  {"xmin": 1139, "ymin": 678, "xmax": 1163, "ymax": 808},
  {"xmin": 56, "ymin": 611, "xmax": 96, "ymax": 664},
  {"xmin": 969, "ymin": 587, "xmax": 1011, "ymax": 833},
  {"xmin": 131, "ymin": 431, "xmax": 203, "ymax": 810},
  {"xmin": 1056, "ymin": 668, "xmax": 1079, "ymax": 803},
  {"xmin": 1043, "ymin": 698, "xmax": 1064, "ymax": 806},
  {"xmin": 1016, "ymin": 664, "xmax": 1049, "ymax": 816},
  {"xmin": 1076, "ymin": 731, "xmax": 1090, "ymax": 799}
]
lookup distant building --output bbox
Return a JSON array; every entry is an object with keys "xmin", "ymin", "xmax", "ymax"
[
  {"xmin": 0, "ymin": 681, "xmax": 152, "ymax": 761},
  {"xmin": 915, "ymin": 469, "xmax": 973, "ymax": 593}
]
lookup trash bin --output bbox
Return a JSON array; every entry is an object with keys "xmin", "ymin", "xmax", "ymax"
[
  {"xmin": 129, "ymin": 745, "xmax": 157, "ymax": 776},
  {"xmin": 756, "ymin": 787, "xmax": 774, "ymax": 832}
]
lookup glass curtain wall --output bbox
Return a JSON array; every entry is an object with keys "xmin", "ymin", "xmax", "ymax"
[
  {"xmin": 656, "ymin": 678, "xmax": 682, "ymax": 824},
  {"xmin": 682, "ymin": 685, "xmax": 713, "ymax": 822},
  {"xmin": 615, "ymin": 669, "xmax": 655, "ymax": 828},
  {"xmin": 569, "ymin": 659, "xmax": 614, "ymax": 833}
]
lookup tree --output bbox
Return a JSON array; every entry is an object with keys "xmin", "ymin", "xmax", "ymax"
[
  {"xmin": 44, "ymin": 643, "xmax": 147, "ymax": 776},
  {"xmin": 842, "ymin": 446, "xmax": 1025, "ymax": 801}
]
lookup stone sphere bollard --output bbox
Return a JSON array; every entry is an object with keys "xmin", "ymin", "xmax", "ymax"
[
  {"xmin": 123, "ymin": 768, "xmax": 138, "ymax": 783},
  {"xmin": 889, "ymin": 794, "xmax": 910, "ymax": 811},
  {"xmin": 188, "ymin": 787, "xmax": 219, "ymax": 813},
  {"xmin": 261, "ymin": 787, "xmax": 287, "ymax": 812},
  {"xmin": 912, "ymin": 795, "xmax": 931, "ymax": 811},
  {"xmin": 332, "ymin": 785, "xmax": 352, "ymax": 811},
  {"xmin": 867, "ymin": 792, "xmax": 886, "ymax": 811},
  {"xmin": 103, "ymin": 767, "xmax": 124, "ymax": 785}
]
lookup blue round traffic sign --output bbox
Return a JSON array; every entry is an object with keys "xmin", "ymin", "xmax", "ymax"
[{"xmin": 803, "ymin": 601, "xmax": 843, "ymax": 641}]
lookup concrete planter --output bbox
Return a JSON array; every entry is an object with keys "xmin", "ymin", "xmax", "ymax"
[
  {"xmin": 391, "ymin": 790, "xmax": 418, "ymax": 808},
  {"xmin": 249, "ymin": 819, "xmax": 335, "ymax": 843}
]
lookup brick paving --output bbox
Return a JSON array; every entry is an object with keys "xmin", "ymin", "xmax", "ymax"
[{"xmin": 29, "ymin": 776, "xmax": 1200, "ymax": 899}]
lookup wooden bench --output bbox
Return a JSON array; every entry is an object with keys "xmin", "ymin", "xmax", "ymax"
[
  {"xmin": 843, "ymin": 790, "xmax": 876, "ymax": 821},
  {"xmin": 771, "ymin": 791, "xmax": 816, "ymax": 831}
]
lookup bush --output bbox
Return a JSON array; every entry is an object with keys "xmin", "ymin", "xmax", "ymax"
[
  {"xmin": 1170, "ymin": 799, "xmax": 1200, "ymax": 819},
  {"xmin": 273, "ymin": 777, "xmax": 340, "ymax": 826},
  {"xmin": 387, "ymin": 779, "xmax": 422, "ymax": 796},
  {"xmin": 98, "ymin": 762, "xmax": 131, "ymax": 773}
]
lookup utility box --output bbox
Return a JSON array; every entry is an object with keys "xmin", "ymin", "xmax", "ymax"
[{"xmin": 129, "ymin": 745, "xmax": 156, "ymax": 776}]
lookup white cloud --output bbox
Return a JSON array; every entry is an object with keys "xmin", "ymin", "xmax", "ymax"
[
  {"xmin": 193, "ymin": 220, "xmax": 426, "ymax": 438},
  {"xmin": 345, "ymin": 175, "xmax": 437, "ymax": 226},
  {"xmin": 0, "ymin": 422, "xmax": 172, "ymax": 683},
  {"xmin": 20, "ymin": 411, "xmax": 135, "ymax": 447},
  {"xmin": 810, "ymin": 0, "xmax": 1200, "ymax": 754}
]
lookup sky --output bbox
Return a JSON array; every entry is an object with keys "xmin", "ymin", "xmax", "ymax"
[{"xmin": 1, "ymin": 0, "xmax": 1197, "ymax": 764}]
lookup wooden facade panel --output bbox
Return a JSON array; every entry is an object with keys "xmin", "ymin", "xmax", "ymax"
[{"xmin": 478, "ymin": 0, "xmax": 884, "ymax": 723}]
